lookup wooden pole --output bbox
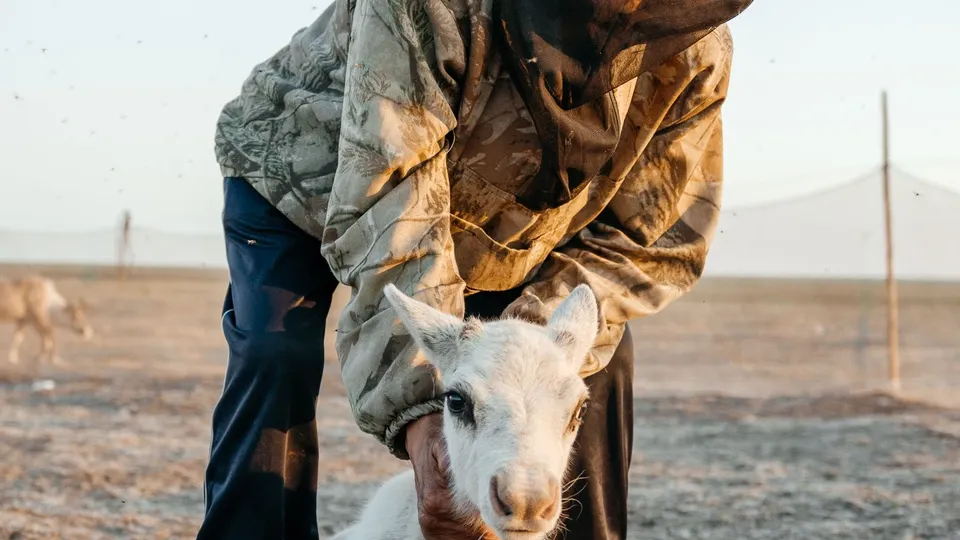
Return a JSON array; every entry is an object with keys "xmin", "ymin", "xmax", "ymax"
[
  {"xmin": 117, "ymin": 210, "xmax": 131, "ymax": 281},
  {"xmin": 881, "ymin": 91, "xmax": 900, "ymax": 392}
]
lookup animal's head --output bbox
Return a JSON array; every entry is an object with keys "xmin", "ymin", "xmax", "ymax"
[
  {"xmin": 384, "ymin": 284, "xmax": 600, "ymax": 540},
  {"xmin": 63, "ymin": 298, "xmax": 94, "ymax": 340}
]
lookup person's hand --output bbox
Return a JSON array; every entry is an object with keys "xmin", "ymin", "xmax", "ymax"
[{"xmin": 405, "ymin": 413, "xmax": 497, "ymax": 540}]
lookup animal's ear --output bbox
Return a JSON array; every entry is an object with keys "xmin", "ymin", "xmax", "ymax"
[
  {"xmin": 546, "ymin": 285, "xmax": 600, "ymax": 367},
  {"xmin": 383, "ymin": 284, "xmax": 465, "ymax": 372}
]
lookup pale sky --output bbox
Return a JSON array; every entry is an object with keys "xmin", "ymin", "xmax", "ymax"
[{"xmin": 2, "ymin": 0, "xmax": 958, "ymax": 234}]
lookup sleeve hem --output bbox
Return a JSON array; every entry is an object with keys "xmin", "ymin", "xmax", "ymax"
[{"xmin": 383, "ymin": 398, "xmax": 445, "ymax": 460}]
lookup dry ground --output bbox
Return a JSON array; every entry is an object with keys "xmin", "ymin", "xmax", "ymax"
[{"xmin": 0, "ymin": 264, "xmax": 958, "ymax": 539}]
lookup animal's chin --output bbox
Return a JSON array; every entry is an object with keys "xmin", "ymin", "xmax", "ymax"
[
  {"xmin": 496, "ymin": 530, "xmax": 551, "ymax": 540},
  {"xmin": 480, "ymin": 509, "xmax": 556, "ymax": 540}
]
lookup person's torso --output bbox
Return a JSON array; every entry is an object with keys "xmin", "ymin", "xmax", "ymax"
[
  {"xmin": 445, "ymin": 66, "xmax": 640, "ymax": 293},
  {"xmin": 213, "ymin": 0, "xmax": 715, "ymax": 294}
]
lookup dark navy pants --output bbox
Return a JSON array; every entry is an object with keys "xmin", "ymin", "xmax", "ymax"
[{"xmin": 199, "ymin": 177, "xmax": 634, "ymax": 539}]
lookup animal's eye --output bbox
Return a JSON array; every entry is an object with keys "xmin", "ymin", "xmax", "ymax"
[
  {"xmin": 444, "ymin": 391, "xmax": 467, "ymax": 415},
  {"xmin": 575, "ymin": 401, "xmax": 588, "ymax": 422},
  {"xmin": 568, "ymin": 399, "xmax": 589, "ymax": 432}
]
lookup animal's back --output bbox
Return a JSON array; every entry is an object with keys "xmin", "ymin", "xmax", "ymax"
[
  {"xmin": 330, "ymin": 469, "xmax": 422, "ymax": 540},
  {"xmin": 0, "ymin": 275, "xmax": 64, "ymax": 322},
  {"xmin": 26, "ymin": 276, "xmax": 64, "ymax": 307}
]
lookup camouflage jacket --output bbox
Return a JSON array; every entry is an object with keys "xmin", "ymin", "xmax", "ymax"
[{"xmin": 215, "ymin": 0, "xmax": 745, "ymax": 458}]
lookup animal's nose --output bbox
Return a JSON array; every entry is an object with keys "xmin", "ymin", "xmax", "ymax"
[{"xmin": 490, "ymin": 468, "xmax": 560, "ymax": 522}]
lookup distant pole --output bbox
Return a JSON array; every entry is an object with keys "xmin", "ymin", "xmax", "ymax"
[
  {"xmin": 118, "ymin": 210, "xmax": 132, "ymax": 281},
  {"xmin": 881, "ymin": 91, "xmax": 900, "ymax": 392}
]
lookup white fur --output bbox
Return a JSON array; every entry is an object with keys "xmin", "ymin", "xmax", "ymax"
[{"xmin": 332, "ymin": 285, "xmax": 600, "ymax": 540}]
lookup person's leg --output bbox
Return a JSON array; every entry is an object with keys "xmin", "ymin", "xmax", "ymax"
[
  {"xmin": 557, "ymin": 326, "xmax": 633, "ymax": 540},
  {"xmin": 463, "ymin": 291, "xmax": 634, "ymax": 540},
  {"xmin": 198, "ymin": 177, "xmax": 338, "ymax": 540}
]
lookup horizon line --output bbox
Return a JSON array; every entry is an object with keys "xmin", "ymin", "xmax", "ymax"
[{"xmin": 1, "ymin": 165, "xmax": 956, "ymax": 236}]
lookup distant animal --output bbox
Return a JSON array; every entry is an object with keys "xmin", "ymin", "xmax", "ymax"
[
  {"xmin": 331, "ymin": 283, "xmax": 600, "ymax": 540},
  {"xmin": 0, "ymin": 275, "xmax": 94, "ymax": 365}
]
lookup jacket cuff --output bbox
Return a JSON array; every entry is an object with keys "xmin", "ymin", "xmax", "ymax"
[{"xmin": 383, "ymin": 398, "xmax": 446, "ymax": 460}]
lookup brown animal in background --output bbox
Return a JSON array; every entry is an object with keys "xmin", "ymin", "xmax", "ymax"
[{"xmin": 0, "ymin": 275, "xmax": 94, "ymax": 365}]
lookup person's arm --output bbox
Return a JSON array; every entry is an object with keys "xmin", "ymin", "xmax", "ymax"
[
  {"xmin": 504, "ymin": 27, "xmax": 733, "ymax": 374},
  {"xmin": 320, "ymin": 0, "xmax": 467, "ymax": 459}
]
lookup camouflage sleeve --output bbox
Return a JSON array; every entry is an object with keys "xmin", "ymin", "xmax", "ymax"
[
  {"xmin": 503, "ymin": 27, "xmax": 733, "ymax": 377},
  {"xmin": 320, "ymin": 0, "xmax": 467, "ymax": 459}
]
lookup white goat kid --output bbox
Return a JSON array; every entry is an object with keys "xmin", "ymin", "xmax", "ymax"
[{"xmin": 332, "ymin": 284, "xmax": 600, "ymax": 540}]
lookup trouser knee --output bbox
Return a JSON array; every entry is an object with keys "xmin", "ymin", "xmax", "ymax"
[
  {"xmin": 224, "ymin": 311, "xmax": 324, "ymax": 380},
  {"xmin": 219, "ymin": 311, "xmax": 325, "ymax": 430}
]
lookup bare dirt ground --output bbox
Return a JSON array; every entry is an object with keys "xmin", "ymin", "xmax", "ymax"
[{"xmin": 1, "ymin": 264, "xmax": 958, "ymax": 539}]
